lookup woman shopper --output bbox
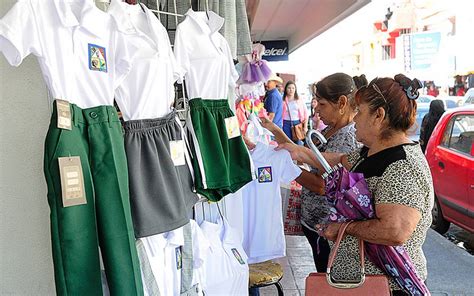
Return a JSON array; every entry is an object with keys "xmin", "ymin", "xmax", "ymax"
[
  {"xmin": 262, "ymin": 73, "xmax": 361, "ymax": 272},
  {"xmin": 309, "ymin": 97, "xmax": 326, "ymax": 131},
  {"xmin": 277, "ymin": 74, "xmax": 433, "ymax": 295},
  {"xmin": 419, "ymin": 99, "xmax": 445, "ymax": 153},
  {"xmin": 282, "ymin": 81, "xmax": 308, "ymax": 145}
]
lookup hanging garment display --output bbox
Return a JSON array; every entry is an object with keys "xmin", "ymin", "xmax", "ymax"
[
  {"xmin": 237, "ymin": 43, "xmax": 272, "ymax": 85},
  {"xmin": 145, "ymin": 0, "xmax": 252, "ymax": 57},
  {"xmin": 199, "ymin": 217, "xmax": 249, "ymax": 296},
  {"xmin": 109, "ymin": 0, "xmax": 180, "ymax": 121},
  {"xmin": 137, "ymin": 220, "xmax": 210, "ymax": 296},
  {"xmin": 242, "ymin": 142, "xmax": 302, "ymax": 264},
  {"xmin": 108, "ymin": 0, "xmax": 198, "ymax": 237},
  {"xmin": 174, "ymin": 9, "xmax": 254, "ymax": 201},
  {"xmin": 0, "ymin": 1, "xmax": 143, "ymax": 295}
]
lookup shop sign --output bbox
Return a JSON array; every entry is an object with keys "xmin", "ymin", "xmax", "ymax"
[
  {"xmin": 409, "ymin": 32, "xmax": 441, "ymax": 70},
  {"xmin": 261, "ymin": 40, "xmax": 289, "ymax": 62}
]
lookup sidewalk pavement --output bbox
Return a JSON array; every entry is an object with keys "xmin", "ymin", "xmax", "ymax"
[{"xmin": 259, "ymin": 229, "xmax": 474, "ymax": 296}]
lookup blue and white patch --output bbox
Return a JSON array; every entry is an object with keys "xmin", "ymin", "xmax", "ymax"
[
  {"xmin": 257, "ymin": 166, "xmax": 272, "ymax": 183},
  {"xmin": 88, "ymin": 43, "xmax": 107, "ymax": 72}
]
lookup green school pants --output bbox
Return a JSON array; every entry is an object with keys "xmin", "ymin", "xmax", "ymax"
[{"xmin": 43, "ymin": 101, "xmax": 143, "ymax": 296}]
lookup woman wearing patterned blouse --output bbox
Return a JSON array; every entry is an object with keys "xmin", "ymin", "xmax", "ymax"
[
  {"xmin": 300, "ymin": 73, "xmax": 361, "ymax": 272},
  {"xmin": 278, "ymin": 74, "xmax": 434, "ymax": 295}
]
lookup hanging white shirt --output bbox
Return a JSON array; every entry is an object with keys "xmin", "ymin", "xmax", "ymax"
[
  {"xmin": 138, "ymin": 220, "xmax": 210, "ymax": 296},
  {"xmin": 243, "ymin": 142, "xmax": 302, "ymax": 264},
  {"xmin": 199, "ymin": 218, "xmax": 249, "ymax": 296},
  {"xmin": 108, "ymin": 0, "xmax": 180, "ymax": 121},
  {"xmin": 0, "ymin": 0, "xmax": 135, "ymax": 108},
  {"xmin": 174, "ymin": 9, "xmax": 238, "ymax": 100}
]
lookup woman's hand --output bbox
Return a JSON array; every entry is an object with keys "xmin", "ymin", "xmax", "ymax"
[
  {"xmin": 242, "ymin": 135, "xmax": 256, "ymax": 150},
  {"xmin": 259, "ymin": 116, "xmax": 277, "ymax": 132},
  {"xmin": 317, "ymin": 223, "xmax": 342, "ymax": 241},
  {"xmin": 275, "ymin": 142, "xmax": 305, "ymax": 162}
]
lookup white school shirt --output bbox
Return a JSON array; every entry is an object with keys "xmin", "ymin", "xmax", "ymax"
[
  {"xmin": 108, "ymin": 0, "xmax": 180, "ymax": 121},
  {"xmin": 242, "ymin": 142, "xmax": 302, "ymax": 264},
  {"xmin": 139, "ymin": 221, "xmax": 210, "ymax": 296},
  {"xmin": 174, "ymin": 9, "xmax": 238, "ymax": 100},
  {"xmin": 199, "ymin": 218, "xmax": 249, "ymax": 296},
  {"xmin": 0, "ymin": 0, "xmax": 135, "ymax": 109}
]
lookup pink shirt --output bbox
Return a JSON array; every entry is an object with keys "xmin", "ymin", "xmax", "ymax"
[{"xmin": 282, "ymin": 98, "xmax": 308, "ymax": 123}]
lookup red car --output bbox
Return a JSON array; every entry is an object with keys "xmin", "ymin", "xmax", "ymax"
[{"xmin": 425, "ymin": 106, "xmax": 474, "ymax": 234}]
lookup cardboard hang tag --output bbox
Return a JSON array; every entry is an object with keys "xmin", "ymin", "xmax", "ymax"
[
  {"xmin": 225, "ymin": 116, "xmax": 241, "ymax": 139},
  {"xmin": 58, "ymin": 156, "xmax": 87, "ymax": 207},
  {"xmin": 170, "ymin": 140, "xmax": 186, "ymax": 166},
  {"xmin": 56, "ymin": 99, "xmax": 72, "ymax": 130}
]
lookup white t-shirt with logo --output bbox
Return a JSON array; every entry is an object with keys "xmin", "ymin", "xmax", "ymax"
[
  {"xmin": 243, "ymin": 142, "xmax": 302, "ymax": 264},
  {"xmin": 0, "ymin": 0, "xmax": 135, "ymax": 108},
  {"xmin": 199, "ymin": 217, "xmax": 249, "ymax": 296}
]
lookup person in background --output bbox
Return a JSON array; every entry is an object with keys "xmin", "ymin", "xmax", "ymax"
[
  {"xmin": 278, "ymin": 74, "xmax": 433, "ymax": 295},
  {"xmin": 353, "ymin": 74, "xmax": 368, "ymax": 89},
  {"xmin": 427, "ymin": 84, "xmax": 439, "ymax": 97},
  {"xmin": 282, "ymin": 81, "xmax": 308, "ymax": 145},
  {"xmin": 277, "ymin": 82, "xmax": 284, "ymax": 95},
  {"xmin": 310, "ymin": 97, "xmax": 326, "ymax": 131},
  {"xmin": 264, "ymin": 73, "xmax": 284, "ymax": 128},
  {"xmin": 419, "ymin": 99, "xmax": 445, "ymax": 153}
]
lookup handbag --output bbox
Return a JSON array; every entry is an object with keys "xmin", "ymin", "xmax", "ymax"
[
  {"xmin": 305, "ymin": 222, "xmax": 391, "ymax": 296},
  {"xmin": 286, "ymin": 101, "xmax": 305, "ymax": 141}
]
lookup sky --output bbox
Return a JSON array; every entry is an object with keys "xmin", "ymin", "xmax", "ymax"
[{"xmin": 267, "ymin": 0, "xmax": 392, "ymax": 97}]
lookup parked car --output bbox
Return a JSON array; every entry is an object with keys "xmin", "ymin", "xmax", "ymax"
[
  {"xmin": 462, "ymin": 88, "xmax": 474, "ymax": 106},
  {"xmin": 425, "ymin": 106, "xmax": 474, "ymax": 234},
  {"xmin": 407, "ymin": 104, "xmax": 429, "ymax": 141}
]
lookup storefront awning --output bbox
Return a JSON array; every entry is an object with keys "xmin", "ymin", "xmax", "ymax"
[{"xmin": 246, "ymin": 0, "xmax": 371, "ymax": 53}]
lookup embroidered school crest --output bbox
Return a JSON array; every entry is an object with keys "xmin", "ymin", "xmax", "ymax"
[
  {"xmin": 257, "ymin": 166, "xmax": 272, "ymax": 183},
  {"xmin": 88, "ymin": 44, "xmax": 107, "ymax": 72}
]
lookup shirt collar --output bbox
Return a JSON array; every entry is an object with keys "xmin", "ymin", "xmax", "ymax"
[
  {"xmin": 53, "ymin": 0, "xmax": 109, "ymax": 38},
  {"xmin": 107, "ymin": 0, "xmax": 139, "ymax": 35},
  {"xmin": 163, "ymin": 227, "xmax": 184, "ymax": 248},
  {"xmin": 185, "ymin": 8, "xmax": 224, "ymax": 34}
]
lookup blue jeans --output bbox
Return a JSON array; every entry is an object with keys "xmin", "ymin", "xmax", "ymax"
[{"xmin": 283, "ymin": 119, "xmax": 304, "ymax": 145}]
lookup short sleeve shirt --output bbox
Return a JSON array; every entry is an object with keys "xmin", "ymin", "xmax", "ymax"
[
  {"xmin": 108, "ymin": 0, "xmax": 180, "ymax": 120},
  {"xmin": 0, "ymin": 0, "xmax": 135, "ymax": 108},
  {"xmin": 333, "ymin": 143, "xmax": 434, "ymax": 290},
  {"xmin": 243, "ymin": 142, "xmax": 302, "ymax": 263},
  {"xmin": 174, "ymin": 9, "xmax": 238, "ymax": 100},
  {"xmin": 263, "ymin": 88, "xmax": 283, "ymax": 128}
]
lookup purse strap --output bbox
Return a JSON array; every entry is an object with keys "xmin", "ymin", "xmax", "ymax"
[
  {"xmin": 326, "ymin": 221, "xmax": 367, "ymax": 289},
  {"xmin": 285, "ymin": 99, "xmax": 294, "ymax": 126}
]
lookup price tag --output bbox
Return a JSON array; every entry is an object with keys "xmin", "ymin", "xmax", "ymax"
[
  {"xmin": 170, "ymin": 140, "xmax": 186, "ymax": 166},
  {"xmin": 58, "ymin": 156, "xmax": 87, "ymax": 207},
  {"xmin": 225, "ymin": 116, "xmax": 241, "ymax": 139},
  {"xmin": 56, "ymin": 99, "xmax": 72, "ymax": 130}
]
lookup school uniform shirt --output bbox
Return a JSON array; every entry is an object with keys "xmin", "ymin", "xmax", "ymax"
[
  {"xmin": 200, "ymin": 218, "xmax": 249, "ymax": 296},
  {"xmin": 174, "ymin": 9, "xmax": 238, "ymax": 100},
  {"xmin": 139, "ymin": 220, "xmax": 210, "ymax": 296},
  {"xmin": 0, "ymin": 0, "xmax": 135, "ymax": 108},
  {"xmin": 108, "ymin": 0, "xmax": 181, "ymax": 121},
  {"xmin": 242, "ymin": 142, "xmax": 302, "ymax": 264}
]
